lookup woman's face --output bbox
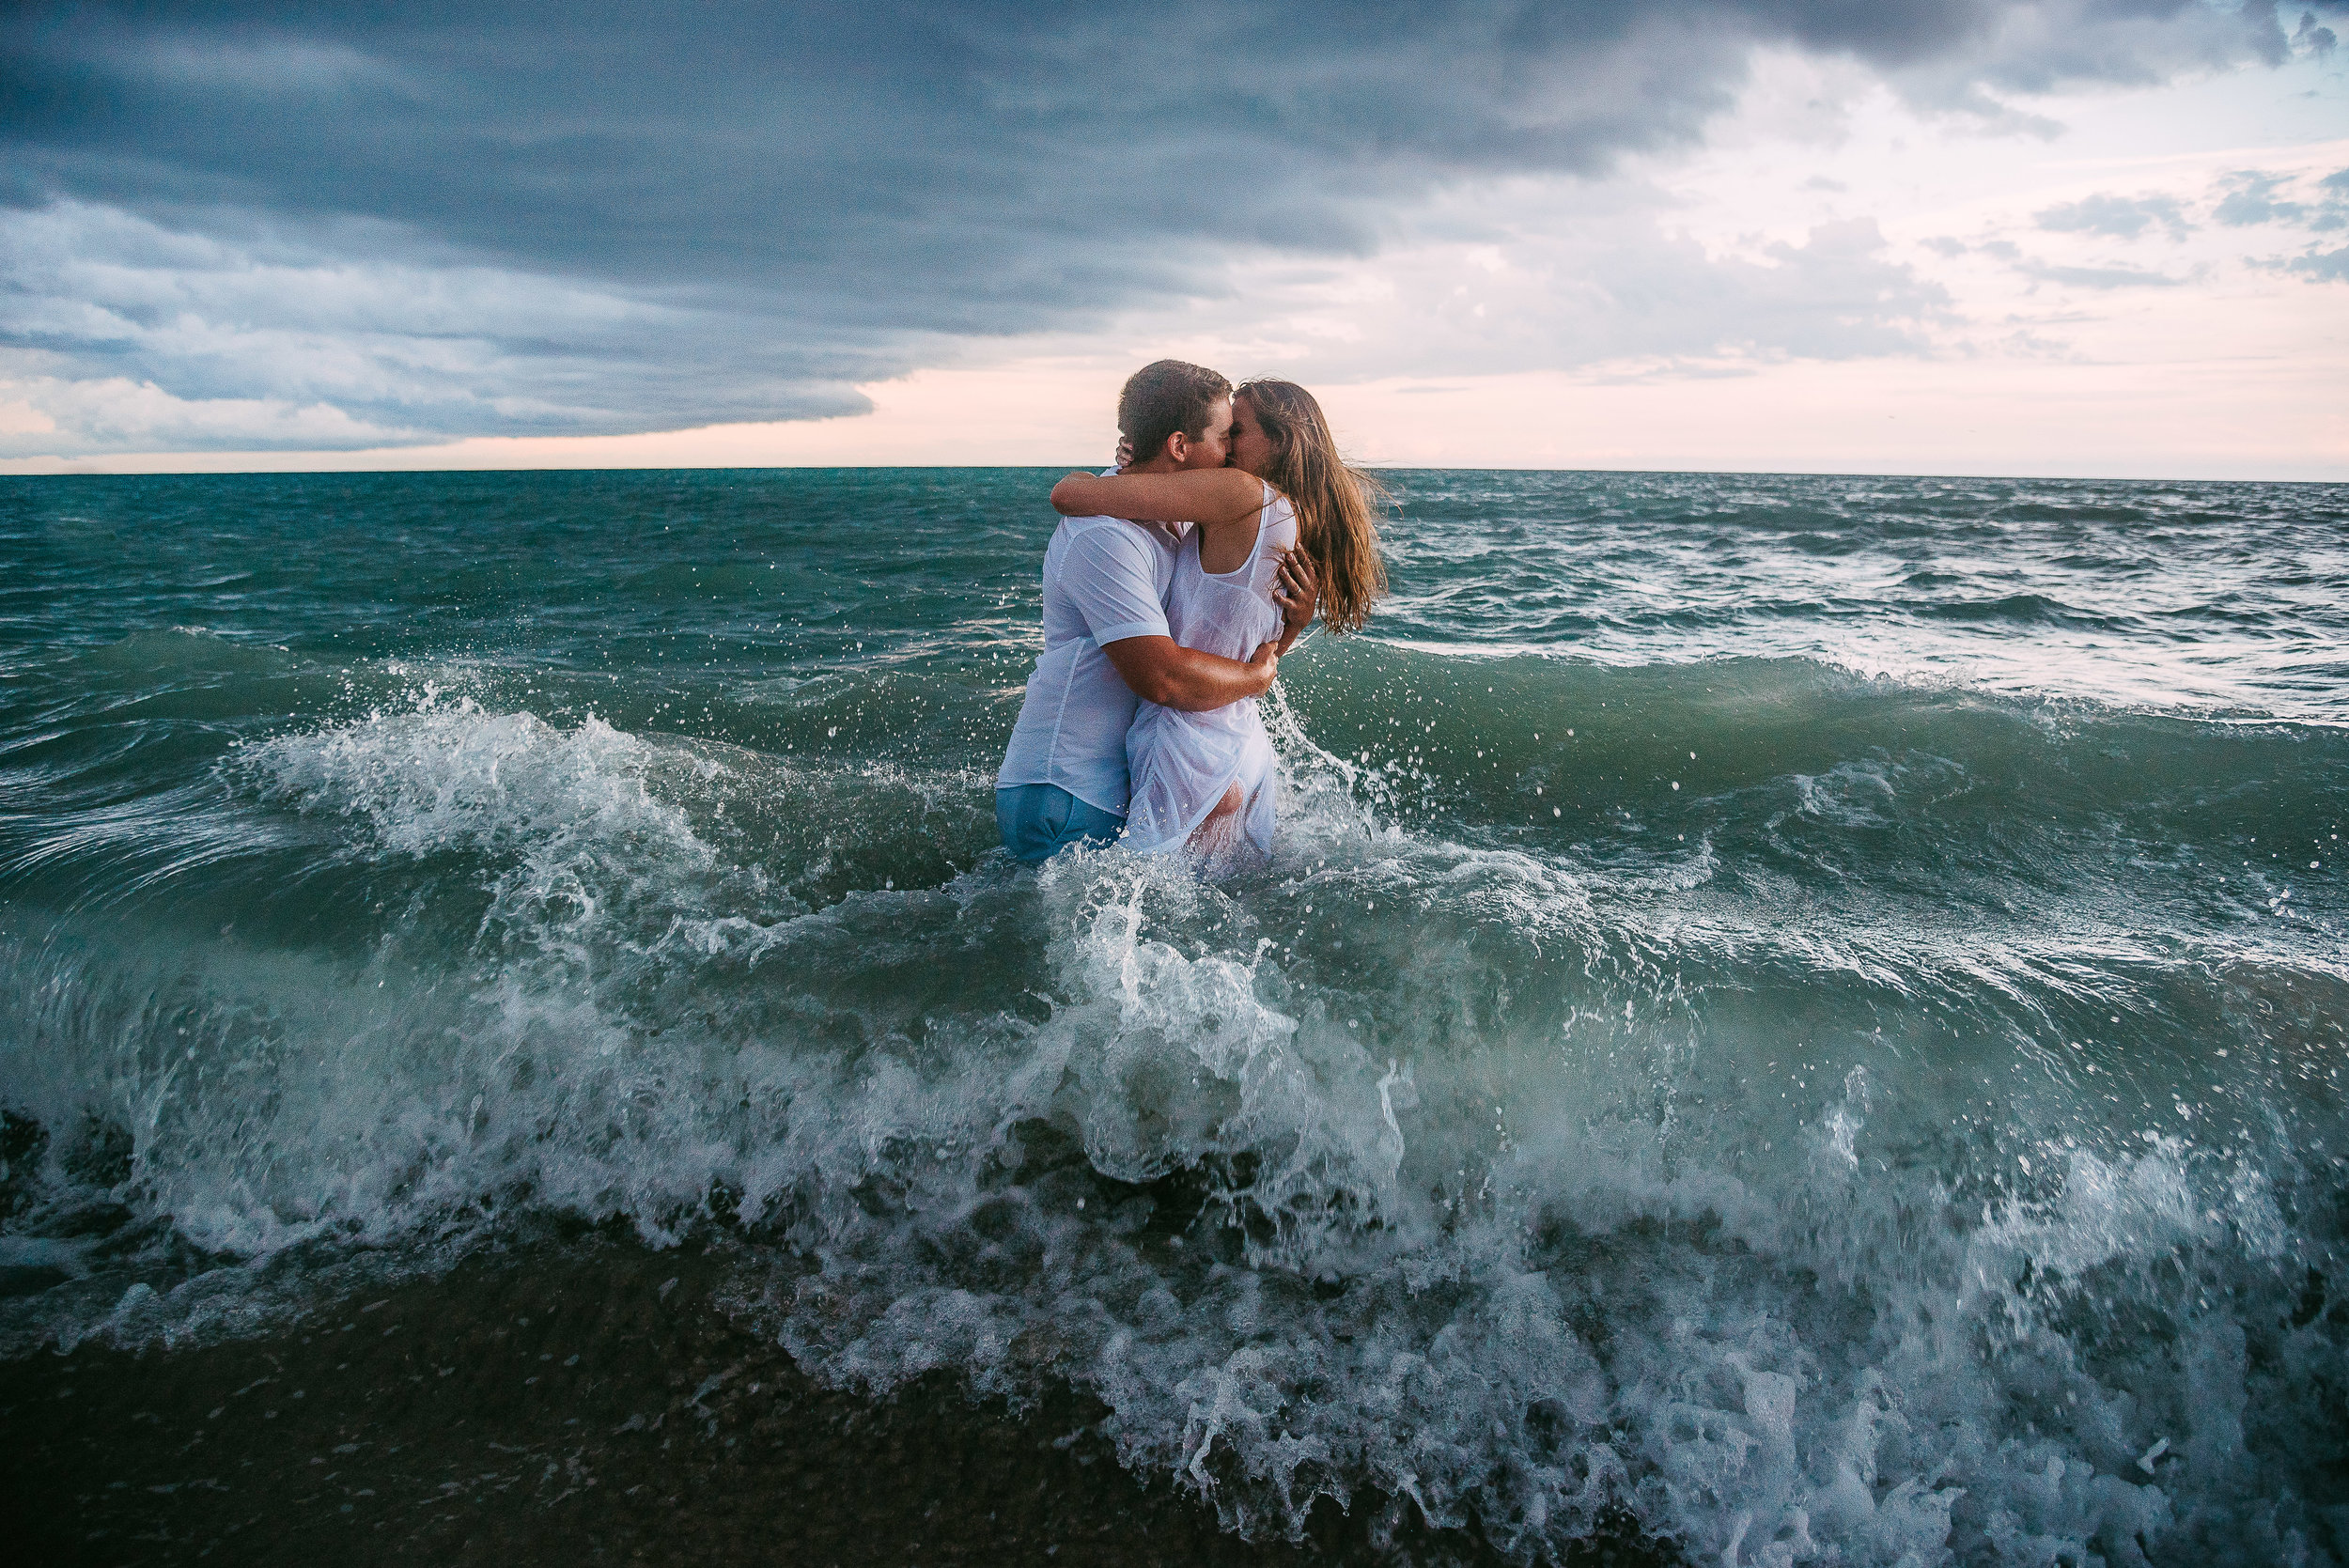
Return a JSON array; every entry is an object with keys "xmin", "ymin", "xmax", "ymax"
[{"xmin": 1227, "ymin": 396, "xmax": 1277, "ymax": 477}]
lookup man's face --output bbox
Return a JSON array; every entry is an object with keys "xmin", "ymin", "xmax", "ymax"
[{"xmin": 1176, "ymin": 397, "xmax": 1234, "ymax": 470}]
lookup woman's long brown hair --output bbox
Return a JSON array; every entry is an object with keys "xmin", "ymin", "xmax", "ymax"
[{"xmin": 1235, "ymin": 379, "xmax": 1389, "ymax": 634}]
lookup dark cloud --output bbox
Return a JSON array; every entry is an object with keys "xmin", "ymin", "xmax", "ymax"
[
  {"xmin": 0, "ymin": 1, "xmax": 2310, "ymax": 449},
  {"xmin": 2034, "ymin": 193, "xmax": 2192, "ymax": 240}
]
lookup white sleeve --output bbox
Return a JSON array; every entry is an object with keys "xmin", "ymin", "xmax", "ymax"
[{"xmin": 1061, "ymin": 525, "xmax": 1170, "ymax": 647}]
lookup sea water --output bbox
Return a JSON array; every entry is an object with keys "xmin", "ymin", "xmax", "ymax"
[{"xmin": 1, "ymin": 468, "xmax": 2343, "ymax": 1564}]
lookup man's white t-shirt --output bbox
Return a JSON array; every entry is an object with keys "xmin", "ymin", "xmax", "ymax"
[{"xmin": 997, "ymin": 514, "xmax": 1189, "ymax": 815}]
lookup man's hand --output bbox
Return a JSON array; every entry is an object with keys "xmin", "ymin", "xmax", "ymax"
[{"xmin": 1272, "ymin": 549, "xmax": 1319, "ymax": 651}]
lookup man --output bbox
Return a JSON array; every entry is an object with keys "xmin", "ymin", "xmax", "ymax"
[{"xmin": 994, "ymin": 360, "xmax": 1302, "ymax": 862}]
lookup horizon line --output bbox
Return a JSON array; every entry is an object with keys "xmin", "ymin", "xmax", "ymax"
[{"xmin": 5, "ymin": 460, "xmax": 2343, "ymax": 487}]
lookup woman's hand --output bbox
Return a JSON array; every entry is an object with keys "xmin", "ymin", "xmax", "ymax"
[{"xmin": 1272, "ymin": 549, "xmax": 1320, "ymax": 651}]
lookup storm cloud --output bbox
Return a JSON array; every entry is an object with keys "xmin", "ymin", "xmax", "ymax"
[{"xmin": 0, "ymin": 0, "xmax": 2317, "ymax": 451}]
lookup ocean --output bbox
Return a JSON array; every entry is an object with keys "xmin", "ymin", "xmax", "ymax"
[{"xmin": 1, "ymin": 467, "xmax": 2343, "ymax": 1564}]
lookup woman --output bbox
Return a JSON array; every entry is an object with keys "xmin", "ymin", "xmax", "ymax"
[{"xmin": 1050, "ymin": 378, "xmax": 1388, "ymax": 868}]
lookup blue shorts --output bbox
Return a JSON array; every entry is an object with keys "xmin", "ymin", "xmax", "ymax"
[{"xmin": 996, "ymin": 784, "xmax": 1125, "ymax": 863}]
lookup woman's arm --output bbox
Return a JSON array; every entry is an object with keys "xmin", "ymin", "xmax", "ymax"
[{"xmin": 1051, "ymin": 467, "xmax": 1262, "ymax": 525}]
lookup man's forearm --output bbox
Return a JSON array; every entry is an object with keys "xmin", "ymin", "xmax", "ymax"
[
  {"xmin": 1104, "ymin": 636, "xmax": 1276, "ymax": 711},
  {"xmin": 1158, "ymin": 644, "xmax": 1277, "ymax": 710}
]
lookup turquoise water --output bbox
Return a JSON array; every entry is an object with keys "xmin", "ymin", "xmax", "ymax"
[{"xmin": 2, "ymin": 468, "xmax": 2345, "ymax": 1563}]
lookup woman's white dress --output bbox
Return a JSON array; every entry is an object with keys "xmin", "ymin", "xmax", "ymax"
[{"xmin": 1121, "ymin": 482, "xmax": 1297, "ymax": 861}]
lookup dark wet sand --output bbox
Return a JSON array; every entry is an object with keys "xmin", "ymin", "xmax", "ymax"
[{"xmin": 2, "ymin": 1240, "xmax": 1676, "ymax": 1567}]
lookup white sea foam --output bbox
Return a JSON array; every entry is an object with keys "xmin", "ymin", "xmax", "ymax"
[{"xmin": 1, "ymin": 700, "xmax": 2341, "ymax": 1565}]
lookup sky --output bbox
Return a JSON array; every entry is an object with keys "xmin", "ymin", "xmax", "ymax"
[{"xmin": 2, "ymin": 1, "xmax": 2343, "ymax": 480}]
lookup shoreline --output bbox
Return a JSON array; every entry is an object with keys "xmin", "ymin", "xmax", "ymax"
[{"xmin": 2, "ymin": 1239, "xmax": 1677, "ymax": 1566}]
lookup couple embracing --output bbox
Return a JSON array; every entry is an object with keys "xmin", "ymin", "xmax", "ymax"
[{"xmin": 996, "ymin": 360, "xmax": 1386, "ymax": 874}]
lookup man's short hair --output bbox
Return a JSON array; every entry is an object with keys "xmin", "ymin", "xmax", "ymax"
[{"xmin": 1118, "ymin": 360, "xmax": 1232, "ymax": 464}]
